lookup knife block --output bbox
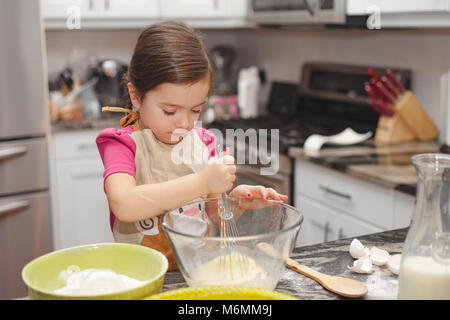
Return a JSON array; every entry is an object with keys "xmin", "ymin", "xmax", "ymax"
[{"xmin": 375, "ymin": 90, "xmax": 439, "ymax": 143}]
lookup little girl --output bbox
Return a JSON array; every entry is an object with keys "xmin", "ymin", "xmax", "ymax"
[{"xmin": 96, "ymin": 21, "xmax": 287, "ymax": 270}]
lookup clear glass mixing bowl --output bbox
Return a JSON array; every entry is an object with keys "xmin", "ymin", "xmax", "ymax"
[{"xmin": 161, "ymin": 197, "xmax": 303, "ymax": 290}]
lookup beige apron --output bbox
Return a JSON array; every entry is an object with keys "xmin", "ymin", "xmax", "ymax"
[{"xmin": 112, "ymin": 128, "xmax": 211, "ymax": 270}]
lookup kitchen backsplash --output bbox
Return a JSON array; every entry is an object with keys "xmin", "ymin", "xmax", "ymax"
[{"xmin": 45, "ymin": 28, "xmax": 450, "ymax": 141}]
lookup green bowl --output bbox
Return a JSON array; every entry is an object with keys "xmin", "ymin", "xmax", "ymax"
[{"xmin": 22, "ymin": 243, "xmax": 168, "ymax": 300}]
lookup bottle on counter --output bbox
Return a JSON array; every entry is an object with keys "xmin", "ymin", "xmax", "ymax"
[
  {"xmin": 397, "ymin": 153, "xmax": 450, "ymax": 300},
  {"xmin": 238, "ymin": 66, "xmax": 260, "ymax": 119}
]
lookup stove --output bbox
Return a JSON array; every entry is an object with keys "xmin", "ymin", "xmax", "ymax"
[
  {"xmin": 209, "ymin": 62, "xmax": 411, "ymax": 155},
  {"xmin": 206, "ymin": 62, "xmax": 412, "ymax": 204}
]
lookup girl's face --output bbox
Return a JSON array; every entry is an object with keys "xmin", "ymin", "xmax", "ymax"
[{"xmin": 128, "ymin": 76, "xmax": 210, "ymax": 144}]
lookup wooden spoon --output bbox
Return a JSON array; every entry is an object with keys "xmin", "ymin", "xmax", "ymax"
[{"xmin": 257, "ymin": 242, "xmax": 368, "ymax": 298}]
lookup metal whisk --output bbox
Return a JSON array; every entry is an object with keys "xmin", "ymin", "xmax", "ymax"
[{"xmin": 216, "ymin": 144, "xmax": 249, "ymax": 281}]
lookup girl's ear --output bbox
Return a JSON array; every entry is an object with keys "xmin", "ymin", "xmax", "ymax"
[{"xmin": 127, "ymin": 82, "xmax": 142, "ymax": 109}]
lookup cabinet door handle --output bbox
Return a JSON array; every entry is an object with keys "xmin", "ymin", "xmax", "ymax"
[
  {"xmin": 318, "ymin": 185, "xmax": 352, "ymax": 200},
  {"xmin": 0, "ymin": 146, "xmax": 27, "ymax": 161},
  {"xmin": 104, "ymin": 0, "xmax": 110, "ymax": 10},
  {"xmin": 0, "ymin": 200, "xmax": 30, "ymax": 217},
  {"xmin": 89, "ymin": 0, "xmax": 94, "ymax": 10}
]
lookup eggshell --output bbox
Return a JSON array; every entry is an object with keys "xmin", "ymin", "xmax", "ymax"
[
  {"xmin": 369, "ymin": 246, "xmax": 390, "ymax": 266},
  {"xmin": 348, "ymin": 256, "xmax": 373, "ymax": 274},
  {"xmin": 349, "ymin": 238, "xmax": 370, "ymax": 259},
  {"xmin": 387, "ymin": 254, "xmax": 401, "ymax": 275}
]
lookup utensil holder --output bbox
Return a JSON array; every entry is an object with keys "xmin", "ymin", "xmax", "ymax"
[{"xmin": 375, "ymin": 90, "xmax": 439, "ymax": 143}]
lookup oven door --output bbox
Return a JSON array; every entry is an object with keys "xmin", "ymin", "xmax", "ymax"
[{"xmin": 235, "ymin": 164, "xmax": 292, "ymax": 205}]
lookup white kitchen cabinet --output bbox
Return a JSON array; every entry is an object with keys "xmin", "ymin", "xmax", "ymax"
[
  {"xmin": 295, "ymin": 159, "xmax": 394, "ymax": 230},
  {"xmin": 42, "ymin": 0, "xmax": 160, "ymax": 29},
  {"xmin": 41, "ymin": 0, "xmax": 100, "ymax": 18},
  {"xmin": 99, "ymin": 0, "xmax": 159, "ymax": 18},
  {"xmin": 49, "ymin": 130, "xmax": 114, "ymax": 250},
  {"xmin": 41, "ymin": 0, "xmax": 248, "ymax": 29},
  {"xmin": 393, "ymin": 191, "xmax": 415, "ymax": 229},
  {"xmin": 347, "ymin": 0, "xmax": 450, "ymax": 28},
  {"xmin": 294, "ymin": 158, "xmax": 401, "ymax": 247},
  {"xmin": 160, "ymin": 0, "xmax": 246, "ymax": 18},
  {"xmin": 160, "ymin": 0, "xmax": 248, "ymax": 28},
  {"xmin": 296, "ymin": 195, "xmax": 382, "ymax": 247}
]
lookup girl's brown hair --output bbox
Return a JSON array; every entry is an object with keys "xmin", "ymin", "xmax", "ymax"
[{"xmin": 124, "ymin": 21, "xmax": 213, "ymax": 108}]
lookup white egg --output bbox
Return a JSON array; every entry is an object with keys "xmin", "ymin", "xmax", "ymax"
[
  {"xmin": 387, "ymin": 254, "xmax": 401, "ymax": 275},
  {"xmin": 348, "ymin": 256, "xmax": 373, "ymax": 274},
  {"xmin": 349, "ymin": 238, "xmax": 370, "ymax": 259},
  {"xmin": 369, "ymin": 246, "xmax": 390, "ymax": 266}
]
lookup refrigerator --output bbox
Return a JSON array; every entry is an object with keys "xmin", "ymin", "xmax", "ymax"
[{"xmin": 0, "ymin": 0, "xmax": 53, "ymax": 299}]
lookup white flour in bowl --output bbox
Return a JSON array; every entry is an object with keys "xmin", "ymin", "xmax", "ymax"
[
  {"xmin": 186, "ymin": 252, "xmax": 277, "ymax": 289},
  {"xmin": 54, "ymin": 268, "xmax": 146, "ymax": 296}
]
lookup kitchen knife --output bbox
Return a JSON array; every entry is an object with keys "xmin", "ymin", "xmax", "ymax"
[
  {"xmin": 375, "ymin": 81, "xmax": 397, "ymax": 104},
  {"xmin": 385, "ymin": 69, "xmax": 405, "ymax": 93},
  {"xmin": 369, "ymin": 98, "xmax": 394, "ymax": 117},
  {"xmin": 369, "ymin": 78, "xmax": 393, "ymax": 104},
  {"xmin": 364, "ymin": 81, "xmax": 377, "ymax": 99},
  {"xmin": 380, "ymin": 76, "xmax": 400, "ymax": 97},
  {"xmin": 367, "ymin": 68, "xmax": 381, "ymax": 82}
]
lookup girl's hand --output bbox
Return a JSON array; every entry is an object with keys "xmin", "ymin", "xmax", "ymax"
[
  {"xmin": 225, "ymin": 185, "xmax": 289, "ymax": 218},
  {"xmin": 230, "ymin": 184, "xmax": 288, "ymax": 202},
  {"xmin": 198, "ymin": 150, "xmax": 236, "ymax": 195}
]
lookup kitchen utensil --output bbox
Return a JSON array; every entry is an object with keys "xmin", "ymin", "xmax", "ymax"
[
  {"xmin": 303, "ymin": 127, "xmax": 373, "ymax": 153},
  {"xmin": 21, "ymin": 243, "xmax": 168, "ymax": 300},
  {"xmin": 367, "ymin": 67, "xmax": 381, "ymax": 82},
  {"xmin": 369, "ymin": 98, "xmax": 395, "ymax": 117},
  {"xmin": 375, "ymin": 81, "xmax": 396, "ymax": 104},
  {"xmin": 365, "ymin": 82, "xmax": 394, "ymax": 116},
  {"xmin": 386, "ymin": 69, "xmax": 405, "ymax": 93},
  {"xmin": 216, "ymin": 144, "xmax": 250, "ymax": 280},
  {"xmin": 257, "ymin": 242, "xmax": 368, "ymax": 298},
  {"xmin": 146, "ymin": 285, "xmax": 298, "ymax": 300},
  {"xmin": 161, "ymin": 197, "xmax": 303, "ymax": 289},
  {"xmin": 398, "ymin": 154, "xmax": 450, "ymax": 299},
  {"xmin": 380, "ymin": 75, "xmax": 400, "ymax": 97}
]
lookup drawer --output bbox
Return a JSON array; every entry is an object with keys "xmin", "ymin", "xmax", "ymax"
[
  {"xmin": 52, "ymin": 130, "xmax": 101, "ymax": 160},
  {"xmin": 295, "ymin": 159, "xmax": 394, "ymax": 229},
  {"xmin": 296, "ymin": 194, "xmax": 383, "ymax": 247},
  {"xmin": 0, "ymin": 191, "xmax": 53, "ymax": 299},
  {"xmin": 0, "ymin": 138, "xmax": 49, "ymax": 195}
]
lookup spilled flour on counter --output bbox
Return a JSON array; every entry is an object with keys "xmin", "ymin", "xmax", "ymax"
[
  {"xmin": 363, "ymin": 267, "xmax": 398, "ymax": 300},
  {"xmin": 54, "ymin": 268, "xmax": 146, "ymax": 296}
]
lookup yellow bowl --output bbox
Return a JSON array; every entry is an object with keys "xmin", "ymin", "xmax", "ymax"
[
  {"xmin": 22, "ymin": 243, "xmax": 168, "ymax": 300},
  {"xmin": 146, "ymin": 286, "xmax": 298, "ymax": 300}
]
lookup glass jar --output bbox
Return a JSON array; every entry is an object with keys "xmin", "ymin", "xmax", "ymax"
[{"xmin": 397, "ymin": 153, "xmax": 450, "ymax": 299}]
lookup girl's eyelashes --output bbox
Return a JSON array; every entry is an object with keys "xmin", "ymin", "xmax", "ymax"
[
  {"xmin": 163, "ymin": 110, "xmax": 176, "ymax": 116},
  {"xmin": 191, "ymin": 109, "xmax": 201, "ymax": 114}
]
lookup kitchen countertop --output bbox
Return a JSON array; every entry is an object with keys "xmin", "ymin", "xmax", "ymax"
[
  {"xmin": 50, "ymin": 116, "xmax": 122, "ymax": 133},
  {"xmin": 162, "ymin": 227, "xmax": 407, "ymax": 300},
  {"xmin": 288, "ymin": 140, "xmax": 440, "ymax": 196}
]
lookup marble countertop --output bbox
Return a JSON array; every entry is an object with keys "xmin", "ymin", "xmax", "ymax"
[
  {"xmin": 162, "ymin": 228, "xmax": 407, "ymax": 300},
  {"xmin": 288, "ymin": 140, "xmax": 439, "ymax": 196}
]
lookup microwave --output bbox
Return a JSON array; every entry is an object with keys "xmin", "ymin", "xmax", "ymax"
[{"xmin": 247, "ymin": 0, "xmax": 346, "ymax": 25}]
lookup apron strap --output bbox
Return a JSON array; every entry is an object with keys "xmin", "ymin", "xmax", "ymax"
[{"xmin": 102, "ymin": 106, "xmax": 141, "ymax": 131}]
